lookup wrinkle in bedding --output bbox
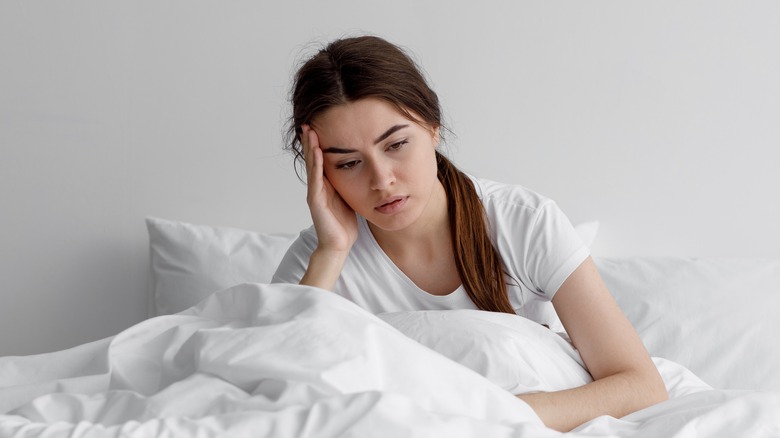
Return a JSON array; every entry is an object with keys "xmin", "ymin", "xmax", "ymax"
[{"xmin": 0, "ymin": 282, "xmax": 779, "ymax": 437}]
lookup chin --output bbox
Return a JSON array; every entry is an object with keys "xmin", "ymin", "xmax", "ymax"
[
  {"xmin": 366, "ymin": 212, "xmax": 417, "ymax": 233},
  {"xmin": 368, "ymin": 218, "xmax": 409, "ymax": 232}
]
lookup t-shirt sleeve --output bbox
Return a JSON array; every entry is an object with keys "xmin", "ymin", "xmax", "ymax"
[
  {"xmin": 271, "ymin": 227, "xmax": 318, "ymax": 285},
  {"xmin": 525, "ymin": 201, "xmax": 590, "ymax": 299}
]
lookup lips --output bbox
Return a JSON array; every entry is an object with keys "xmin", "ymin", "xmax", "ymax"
[{"xmin": 374, "ymin": 196, "xmax": 409, "ymax": 214}]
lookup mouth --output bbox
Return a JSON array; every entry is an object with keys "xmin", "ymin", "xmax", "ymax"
[{"xmin": 374, "ymin": 196, "xmax": 409, "ymax": 214}]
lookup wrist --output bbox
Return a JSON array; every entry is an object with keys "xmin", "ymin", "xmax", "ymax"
[
  {"xmin": 312, "ymin": 246, "xmax": 351, "ymax": 261},
  {"xmin": 299, "ymin": 247, "xmax": 350, "ymax": 291}
]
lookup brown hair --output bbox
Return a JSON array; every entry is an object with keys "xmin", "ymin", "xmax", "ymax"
[{"xmin": 286, "ymin": 35, "xmax": 514, "ymax": 314}]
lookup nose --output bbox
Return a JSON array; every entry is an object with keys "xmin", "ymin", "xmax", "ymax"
[{"xmin": 368, "ymin": 157, "xmax": 395, "ymax": 191}]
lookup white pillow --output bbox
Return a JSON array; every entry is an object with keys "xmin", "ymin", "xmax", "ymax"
[
  {"xmin": 145, "ymin": 219, "xmax": 598, "ymax": 318},
  {"xmin": 146, "ymin": 217, "xmax": 297, "ymax": 316},
  {"xmin": 379, "ymin": 309, "xmax": 593, "ymax": 395},
  {"xmin": 596, "ymin": 256, "xmax": 780, "ymax": 392}
]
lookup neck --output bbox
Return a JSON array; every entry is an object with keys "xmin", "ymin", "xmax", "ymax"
[{"xmin": 369, "ymin": 180, "xmax": 450, "ymax": 258}]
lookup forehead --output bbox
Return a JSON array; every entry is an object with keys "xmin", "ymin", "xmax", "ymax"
[{"xmin": 313, "ymin": 98, "xmax": 414, "ymax": 144}]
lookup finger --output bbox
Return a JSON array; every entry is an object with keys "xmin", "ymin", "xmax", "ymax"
[
  {"xmin": 305, "ymin": 133, "xmax": 326, "ymax": 205},
  {"xmin": 301, "ymin": 124, "xmax": 311, "ymax": 165},
  {"xmin": 302, "ymin": 126, "xmax": 318, "ymax": 183},
  {"xmin": 311, "ymin": 142, "xmax": 324, "ymax": 190},
  {"xmin": 322, "ymin": 172, "xmax": 353, "ymax": 213}
]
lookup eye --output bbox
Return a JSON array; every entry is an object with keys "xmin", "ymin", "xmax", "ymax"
[
  {"xmin": 387, "ymin": 139, "xmax": 408, "ymax": 151},
  {"xmin": 336, "ymin": 160, "xmax": 360, "ymax": 170}
]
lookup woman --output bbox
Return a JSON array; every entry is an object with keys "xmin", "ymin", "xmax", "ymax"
[{"xmin": 272, "ymin": 35, "xmax": 667, "ymax": 432}]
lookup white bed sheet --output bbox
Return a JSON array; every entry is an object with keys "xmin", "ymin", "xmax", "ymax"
[{"xmin": 1, "ymin": 282, "xmax": 779, "ymax": 437}]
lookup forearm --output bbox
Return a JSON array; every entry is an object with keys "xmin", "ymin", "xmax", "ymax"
[
  {"xmin": 299, "ymin": 248, "xmax": 349, "ymax": 291},
  {"xmin": 533, "ymin": 257, "xmax": 669, "ymax": 431},
  {"xmin": 518, "ymin": 369, "xmax": 668, "ymax": 432}
]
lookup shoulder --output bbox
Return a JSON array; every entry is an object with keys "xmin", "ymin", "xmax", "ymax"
[
  {"xmin": 271, "ymin": 225, "xmax": 318, "ymax": 283},
  {"xmin": 467, "ymin": 175, "xmax": 556, "ymax": 221},
  {"xmin": 286, "ymin": 225, "xmax": 319, "ymax": 252},
  {"xmin": 466, "ymin": 175, "xmax": 589, "ymax": 299}
]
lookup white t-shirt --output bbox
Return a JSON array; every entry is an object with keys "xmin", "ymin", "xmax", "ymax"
[{"xmin": 272, "ymin": 176, "xmax": 589, "ymax": 331}]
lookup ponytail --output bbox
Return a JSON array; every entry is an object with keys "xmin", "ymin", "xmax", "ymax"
[{"xmin": 437, "ymin": 152, "xmax": 515, "ymax": 314}]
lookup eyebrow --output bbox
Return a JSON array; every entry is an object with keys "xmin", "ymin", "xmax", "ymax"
[
  {"xmin": 321, "ymin": 124, "xmax": 410, "ymax": 154},
  {"xmin": 374, "ymin": 124, "xmax": 409, "ymax": 144}
]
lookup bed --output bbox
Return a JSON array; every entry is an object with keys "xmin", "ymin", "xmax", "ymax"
[{"xmin": 1, "ymin": 216, "xmax": 778, "ymax": 437}]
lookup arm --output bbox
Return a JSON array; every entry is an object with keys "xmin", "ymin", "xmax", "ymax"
[
  {"xmin": 298, "ymin": 125, "xmax": 358, "ymax": 290},
  {"xmin": 517, "ymin": 256, "xmax": 668, "ymax": 432},
  {"xmin": 299, "ymin": 247, "xmax": 350, "ymax": 290}
]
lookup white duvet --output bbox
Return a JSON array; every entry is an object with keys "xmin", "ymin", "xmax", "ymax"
[{"xmin": 1, "ymin": 282, "xmax": 779, "ymax": 437}]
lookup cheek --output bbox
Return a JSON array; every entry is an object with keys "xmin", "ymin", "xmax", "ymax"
[{"xmin": 414, "ymin": 149, "xmax": 439, "ymax": 180}]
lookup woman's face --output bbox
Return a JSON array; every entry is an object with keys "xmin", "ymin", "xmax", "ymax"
[{"xmin": 311, "ymin": 98, "xmax": 442, "ymax": 232}]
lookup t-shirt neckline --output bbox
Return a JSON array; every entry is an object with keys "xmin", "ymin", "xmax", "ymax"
[{"xmin": 358, "ymin": 215, "xmax": 465, "ymax": 300}]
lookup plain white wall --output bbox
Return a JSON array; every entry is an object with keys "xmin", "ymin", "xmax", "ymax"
[{"xmin": 1, "ymin": 1, "xmax": 778, "ymax": 356}]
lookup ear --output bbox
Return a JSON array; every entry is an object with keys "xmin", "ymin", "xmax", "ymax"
[{"xmin": 431, "ymin": 125, "xmax": 441, "ymax": 147}]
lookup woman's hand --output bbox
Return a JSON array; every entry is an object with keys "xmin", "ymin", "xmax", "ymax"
[{"xmin": 302, "ymin": 124, "xmax": 358, "ymax": 254}]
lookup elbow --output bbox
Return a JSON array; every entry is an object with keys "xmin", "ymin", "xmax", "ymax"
[
  {"xmin": 610, "ymin": 366, "xmax": 669, "ymax": 415},
  {"xmin": 652, "ymin": 376, "xmax": 669, "ymax": 404},
  {"xmin": 638, "ymin": 367, "xmax": 669, "ymax": 408}
]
